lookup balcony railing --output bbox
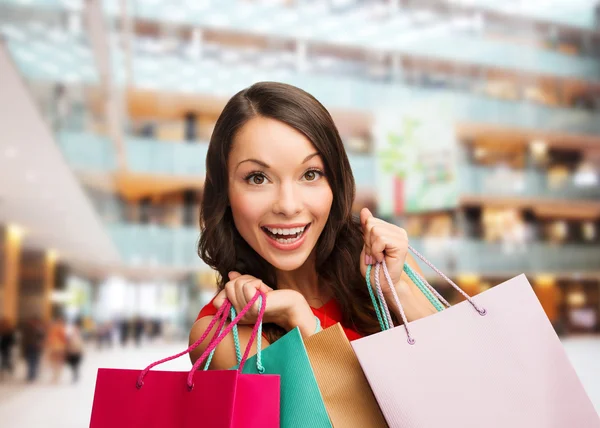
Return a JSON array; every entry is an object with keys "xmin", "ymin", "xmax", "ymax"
[
  {"xmin": 459, "ymin": 165, "xmax": 600, "ymax": 200},
  {"xmin": 410, "ymin": 238, "xmax": 599, "ymax": 276},
  {"xmin": 126, "ymin": 137, "xmax": 208, "ymax": 176},
  {"xmin": 59, "ymin": 131, "xmax": 600, "ymax": 202},
  {"xmin": 108, "ymin": 223, "xmax": 205, "ymax": 269}
]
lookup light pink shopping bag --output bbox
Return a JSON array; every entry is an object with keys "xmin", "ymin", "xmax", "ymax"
[
  {"xmin": 352, "ymin": 245, "xmax": 600, "ymax": 428},
  {"xmin": 90, "ymin": 291, "xmax": 279, "ymax": 428}
]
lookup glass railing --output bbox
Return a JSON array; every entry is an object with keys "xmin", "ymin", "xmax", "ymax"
[
  {"xmin": 410, "ymin": 238, "xmax": 599, "ymax": 275},
  {"xmin": 126, "ymin": 137, "xmax": 208, "ymax": 177},
  {"xmin": 4, "ymin": 24, "xmax": 600, "ymax": 137},
  {"xmin": 107, "ymin": 226, "xmax": 598, "ymax": 273},
  {"xmin": 445, "ymin": 0, "xmax": 597, "ymax": 30},
  {"xmin": 58, "ymin": 131, "xmax": 378, "ymax": 190},
  {"xmin": 131, "ymin": 57, "xmax": 600, "ymax": 136},
  {"xmin": 3, "ymin": 0, "xmax": 595, "ymax": 33},
  {"xmin": 57, "ymin": 131, "xmax": 117, "ymax": 171},
  {"xmin": 108, "ymin": 223, "xmax": 206, "ymax": 269},
  {"xmin": 59, "ymin": 130, "xmax": 599, "ymax": 202},
  {"xmin": 106, "ymin": 1, "xmax": 600, "ymax": 81},
  {"xmin": 459, "ymin": 165, "xmax": 600, "ymax": 200},
  {"xmin": 391, "ymin": 36, "xmax": 599, "ymax": 81},
  {"xmin": 3, "ymin": 0, "xmax": 599, "ymax": 80}
]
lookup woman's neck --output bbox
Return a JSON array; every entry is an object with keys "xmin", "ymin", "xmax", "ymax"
[{"xmin": 275, "ymin": 255, "xmax": 330, "ymax": 308}]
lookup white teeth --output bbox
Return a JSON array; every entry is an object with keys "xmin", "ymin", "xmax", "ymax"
[{"xmin": 266, "ymin": 225, "xmax": 306, "ymax": 236}]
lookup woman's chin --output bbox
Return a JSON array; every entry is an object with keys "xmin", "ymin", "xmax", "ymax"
[{"xmin": 263, "ymin": 251, "xmax": 312, "ymax": 272}]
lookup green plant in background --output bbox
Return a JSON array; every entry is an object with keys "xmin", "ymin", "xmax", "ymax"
[{"xmin": 378, "ymin": 116, "xmax": 423, "ymax": 179}]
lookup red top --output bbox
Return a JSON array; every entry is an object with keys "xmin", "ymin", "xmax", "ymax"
[{"xmin": 197, "ymin": 297, "xmax": 363, "ymax": 342}]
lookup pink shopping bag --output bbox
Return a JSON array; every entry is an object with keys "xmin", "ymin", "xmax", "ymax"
[
  {"xmin": 352, "ymin": 245, "xmax": 600, "ymax": 428},
  {"xmin": 90, "ymin": 290, "xmax": 279, "ymax": 428}
]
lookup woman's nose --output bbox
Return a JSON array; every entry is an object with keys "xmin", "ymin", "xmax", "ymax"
[{"xmin": 272, "ymin": 182, "xmax": 302, "ymax": 216}]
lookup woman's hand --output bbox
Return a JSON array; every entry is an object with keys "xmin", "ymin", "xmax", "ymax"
[
  {"xmin": 213, "ymin": 272, "xmax": 317, "ymax": 337},
  {"xmin": 359, "ymin": 208, "xmax": 409, "ymax": 297},
  {"xmin": 359, "ymin": 208, "xmax": 436, "ymax": 321}
]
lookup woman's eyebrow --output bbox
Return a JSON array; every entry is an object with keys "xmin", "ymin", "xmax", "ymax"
[
  {"xmin": 236, "ymin": 152, "xmax": 320, "ymax": 171},
  {"xmin": 236, "ymin": 158, "xmax": 270, "ymax": 171},
  {"xmin": 302, "ymin": 152, "xmax": 320, "ymax": 163}
]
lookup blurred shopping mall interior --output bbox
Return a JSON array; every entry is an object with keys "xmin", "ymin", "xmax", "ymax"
[{"xmin": 0, "ymin": 0, "xmax": 600, "ymax": 425}]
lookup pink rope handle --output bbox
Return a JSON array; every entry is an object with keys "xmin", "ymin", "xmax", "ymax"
[
  {"xmin": 187, "ymin": 290, "xmax": 266, "ymax": 390},
  {"xmin": 381, "ymin": 261, "xmax": 414, "ymax": 344},
  {"xmin": 373, "ymin": 263, "xmax": 394, "ymax": 328},
  {"xmin": 407, "ymin": 244, "xmax": 486, "ymax": 316},
  {"xmin": 372, "ymin": 245, "xmax": 488, "ymax": 345},
  {"xmin": 136, "ymin": 299, "xmax": 232, "ymax": 389}
]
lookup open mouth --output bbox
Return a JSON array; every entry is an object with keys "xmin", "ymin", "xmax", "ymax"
[{"xmin": 261, "ymin": 223, "xmax": 311, "ymax": 245}]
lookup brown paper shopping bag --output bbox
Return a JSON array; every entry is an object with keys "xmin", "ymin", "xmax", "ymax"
[{"xmin": 304, "ymin": 323, "xmax": 387, "ymax": 428}]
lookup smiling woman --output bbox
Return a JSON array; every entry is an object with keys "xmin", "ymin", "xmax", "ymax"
[
  {"xmin": 228, "ymin": 116, "xmax": 333, "ymax": 270},
  {"xmin": 189, "ymin": 82, "xmax": 436, "ymax": 370}
]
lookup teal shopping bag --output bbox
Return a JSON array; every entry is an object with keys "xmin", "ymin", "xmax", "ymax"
[
  {"xmin": 241, "ymin": 328, "xmax": 331, "ymax": 428},
  {"xmin": 207, "ymin": 313, "xmax": 331, "ymax": 428}
]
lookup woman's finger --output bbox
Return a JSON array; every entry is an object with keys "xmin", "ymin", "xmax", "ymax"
[
  {"xmin": 243, "ymin": 279, "xmax": 265, "ymax": 314},
  {"xmin": 224, "ymin": 280, "xmax": 241, "ymax": 312},
  {"xmin": 370, "ymin": 231, "xmax": 389, "ymax": 263},
  {"xmin": 228, "ymin": 271, "xmax": 242, "ymax": 280},
  {"xmin": 361, "ymin": 210, "xmax": 375, "ymax": 256},
  {"xmin": 212, "ymin": 289, "xmax": 227, "ymax": 309}
]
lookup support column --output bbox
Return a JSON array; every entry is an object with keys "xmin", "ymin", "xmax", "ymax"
[
  {"xmin": 43, "ymin": 250, "xmax": 58, "ymax": 323},
  {"xmin": 533, "ymin": 275, "xmax": 559, "ymax": 324},
  {"xmin": 1, "ymin": 225, "xmax": 24, "ymax": 324}
]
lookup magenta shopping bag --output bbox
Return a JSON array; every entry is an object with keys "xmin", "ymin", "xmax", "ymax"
[
  {"xmin": 90, "ymin": 291, "xmax": 279, "ymax": 428},
  {"xmin": 352, "ymin": 245, "xmax": 600, "ymax": 428}
]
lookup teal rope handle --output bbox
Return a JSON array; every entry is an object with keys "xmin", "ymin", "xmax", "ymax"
[
  {"xmin": 366, "ymin": 262, "xmax": 445, "ymax": 333},
  {"xmin": 204, "ymin": 296, "xmax": 265, "ymax": 373},
  {"xmin": 366, "ymin": 264, "xmax": 390, "ymax": 331},
  {"xmin": 314, "ymin": 316, "xmax": 322, "ymax": 333},
  {"xmin": 403, "ymin": 263, "xmax": 445, "ymax": 312}
]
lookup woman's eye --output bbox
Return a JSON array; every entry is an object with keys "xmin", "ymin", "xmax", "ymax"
[
  {"xmin": 303, "ymin": 169, "xmax": 322, "ymax": 181},
  {"xmin": 247, "ymin": 173, "xmax": 266, "ymax": 185}
]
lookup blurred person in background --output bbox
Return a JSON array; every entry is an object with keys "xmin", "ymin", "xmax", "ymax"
[
  {"xmin": 65, "ymin": 318, "xmax": 84, "ymax": 383},
  {"xmin": 21, "ymin": 316, "xmax": 46, "ymax": 382},
  {"xmin": 118, "ymin": 318, "xmax": 129, "ymax": 347},
  {"xmin": 133, "ymin": 317, "xmax": 145, "ymax": 347},
  {"xmin": 46, "ymin": 316, "xmax": 67, "ymax": 383},
  {"xmin": 51, "ymin": 83, "xmax": 70, "ymax": 131},
  {"xmin": 0, "ymin": 317, "xmax": 17, "ymax": 380}
]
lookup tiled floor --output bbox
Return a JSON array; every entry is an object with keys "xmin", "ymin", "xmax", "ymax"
[{"xmin": 0, "ymin": 337, "xmax": 598, "ymax": 427}]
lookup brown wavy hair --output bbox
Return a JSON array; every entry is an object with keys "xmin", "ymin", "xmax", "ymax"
[{"xmin": 198, "ymin": 81, "xmax": 381, "ymax": 341}]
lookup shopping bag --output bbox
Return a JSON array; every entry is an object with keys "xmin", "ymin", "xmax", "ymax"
[
  {"xmin": 352, "ymin": 245, "xmax": 600, "ymax": 428},
  {"xmin": 90, "ymin": 290, "xmax": 280, "ymax": 428},
  {"xmin": 212, "ymin": 319, "xmax": 331, "ymax": 427},
  {"xmin": 304, "ymin": 323, "xmax": 387, "ymax": 427}
]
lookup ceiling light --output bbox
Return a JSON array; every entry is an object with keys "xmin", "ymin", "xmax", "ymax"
[
  {"xmin": 474, "ymin": 147, "xmax": 487, "ymax": 159},
  {"xmin": 530, "ymin": 139, "xmax": 547, "ymax": 157},
  {"xmin": 7, "ymin": 224, "xmax": 25, "ymax": 240},
  {"xmin": 582, "ymin": 222, "xmax": 596, "ymax": 241},
  {"xmin": 47, "ymin": 249, "xmax": 59, "ymax": 262},
  {"xmin": 573, "ymin": 163, "xmax": 598, "ymax": 187}
]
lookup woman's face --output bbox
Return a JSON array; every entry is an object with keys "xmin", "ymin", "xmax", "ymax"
[{"xmin": 228, "ymin": 116, "xmax": 333, "ymax": 272}]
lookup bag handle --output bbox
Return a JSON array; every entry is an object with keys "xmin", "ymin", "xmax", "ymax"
[
  {"xmin": 205, "ymin": 306, "xmax": 265, "ymax": 373},
  {"xmin": 366, "ymin": 261, "xmax": 448, "ymax": 332},
  {"xmin": 136, "ymin": 289, "xmax": 265, "ymax": 390},
  {"xmin": 370, "ymin": 245, "xmax": 487, "ymax": 344},
  {"xmin": 187, "ymin": 291, "xmax": 265, "ymax": 389}
]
